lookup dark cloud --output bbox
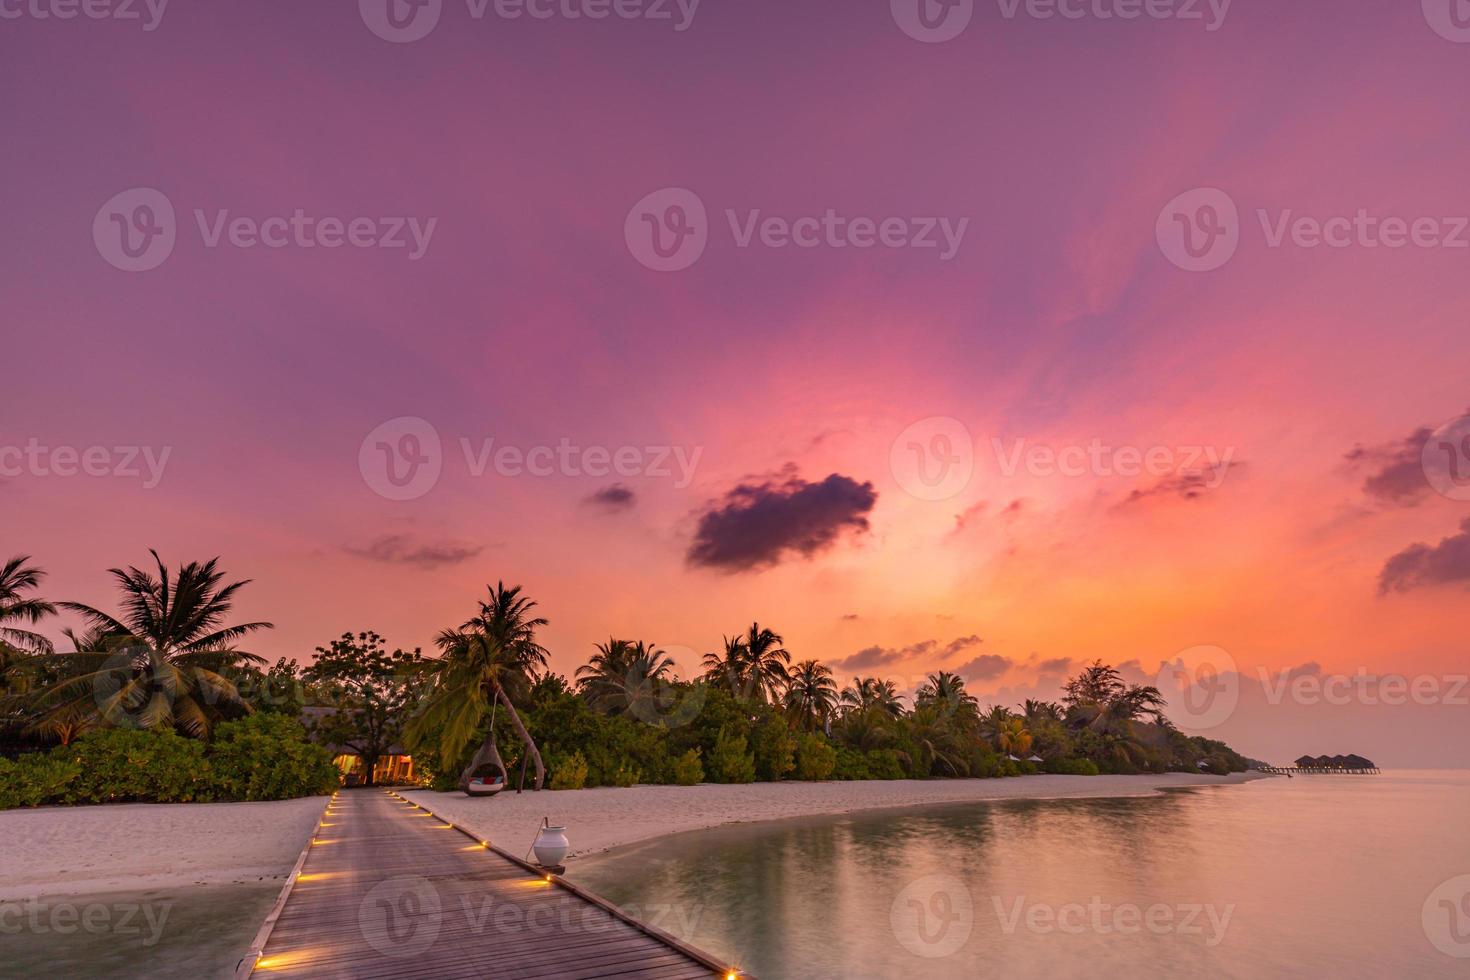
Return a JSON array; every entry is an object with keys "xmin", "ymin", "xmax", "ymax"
[
  {"xmin": 345, "ymin": 534, "xmax": 483, "ymax": 569},
  {"xmin": 841, "ymin": 613, "xmax": 860, "ymax": 621},
  {"xmin": 585, "ymin": 483, "xmax": 636, "ymax": 512},
  {"xmin": 954, "ymin": 654, "xmax": 1013, "ymax": 682},
  {"xmin": 1121, "ymin": 463, "xmax": 1242, "ymax": 506},
  {"xmin": 1378, "ymin": 518, "xmax": 1470, "ymax": 594},
  {"xmin": 1345, "ymin": 426, "xmax": 1434, "ymax": 507},
  {"xmin": 687, "ymin": 470, "xmax": 877, "ymax": 572},
  {"xmin": 941, "ymin": 634, "xmax": 983, "ymax": 658},
  {"xmin": 831, "ymin": 639, "xmax": 937, "ymax": 671},
  {"xmin": 1035, "ymin": 656, "xmax": 1074, "ymax": 674}
]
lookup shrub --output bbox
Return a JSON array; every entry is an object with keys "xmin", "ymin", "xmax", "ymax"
[
  {"xmin": 751, "ymin": 719, "xmax": 796, "ymax": 782},
  {"xmin": 794, "ymin": 734, "xmax": 836, "ymax": 781},
  {"xmin": 608, "ymin": 762, "xmax": 641, "ymax": 787},
  {"xmin": 1043, "ymin": 757, "xmax": 1100, "ymax": 776},
  {"xmin": 550, "ymin": 751, "xmax": 588, "ymax": 790},
  {"xmin": 707, "ymin": 726, "xmax": 756, "ymax": 784},
  {"xmin": 833, "ymin": 747, "xmax": 871, "ymax": 780},
  {"xmin": 864, "ymin": 749, "xmax": 906, "ymax": 780},
  {"xmin": 0, "ymin": 754, "xmax": 81, "ymax": 809},
  {"xmin": 57, "ymin": 728, "xmax": 212, "ymax": 804},
  {"xmin": 207, "ymin": 713, "xmax": 340, "ymax": 802},
  {"xmin": 672, "ymin": 748, "xmax": 704, "ymax": 786}
]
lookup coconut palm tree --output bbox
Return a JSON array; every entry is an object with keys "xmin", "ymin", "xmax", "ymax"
[
  {"xmin": 783, "ymin": 659, "xmax": 838, "ymax": 731},
  {"xmin": 978, "ymin": 704, "xmax": 1013, "ymax": 745},
  {"xmin": 0, "ymin": 556, "xmax": 56, "ymax": 654},
  {"xmin": 840, "ymin": 676, "xmax": 905, "ymax": 717},
  {"xmin": 576, "ymin": 639, "xmax": 677, "ymax": 716},
  {"xmin": 36, "ymin": 552, "xmax": 271, "ymax": 736},
  {"xmin": 995, "ymin": 717, "xmax": 1033, "ymax": 757},
  {"xmin": 406, "ymin": 582, "xmax": 550, "ymax": 791},
  {"xmin": 916, "ymin": 671, "xmax": 979, "ymax": 717},
  {"xmin": 701, "ymin": 622, "xmax": 790, "ymax": 702}
]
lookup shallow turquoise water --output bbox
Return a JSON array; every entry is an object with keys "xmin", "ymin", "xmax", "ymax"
[{"xmin": 571, "ymin": 772, "xmax": 1470, "ymax": 979}]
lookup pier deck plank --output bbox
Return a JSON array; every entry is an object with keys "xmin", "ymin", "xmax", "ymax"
[{"xmin": 250, "ymin": 790, "xmax": 722, "ymax": 980}]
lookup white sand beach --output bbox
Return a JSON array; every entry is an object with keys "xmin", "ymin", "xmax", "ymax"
[
  {"xmin": 0, "ymin": 796, "xmax": 330, "ymax": 899},
  {"xmin": 403, "ymin": 772, "xmax": 1267, "ymax": 864}
]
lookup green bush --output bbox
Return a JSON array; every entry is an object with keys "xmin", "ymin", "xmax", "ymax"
[
  {"xmin": 608, "ymin": 761, "xmax": 641, "ymax": 787},
  {"xmin": 672, "ymin": 748, "xmax": 704, "ymax": 786},
  {"xmin": 550, "ymin": 751, "xmax": 588, "ymax": 790},
  {"xmin": 207, "ymin": 714, "xmax": 340, "ymax": 802},
  {"xmin": 794, "ymin": 734, "xmax": 836, "ymax": 781},
  {"xmin": 751, "ymin": 719, "xmax": 796, "ymax": 782},
  {"xmin": 0, "ymin": 754, "xmax": 81, "ymax": 809},
  {"xmin": 57, "ymin": 728, "xmax": 212, "ymax": 804},
  {"xmin": 707, "ymin": 726, "xmax": 756, "ymax": 783},
  {"xmin": 864, "ymin": 749, "xmax": 906, "ymax": 780},
  {"xmin": 833, "ymin": 747, "xmax": 870, "ymax": 780},
  {"xmin": 1043, "ymin": 757, "xmax": 1100, "ymax": 776}
]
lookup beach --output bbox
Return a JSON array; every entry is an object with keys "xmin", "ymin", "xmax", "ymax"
[
  {"xmin": 402, "ymin": 772, "xmax": 1267, "ymax": 864},
  {"xmin": 0, "ymin": 796, "xmax": 329, "ymax": 900}
]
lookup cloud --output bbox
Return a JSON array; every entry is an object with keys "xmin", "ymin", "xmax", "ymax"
[
  {"xmin": 954, "ymin": 654, "xmax": 1013, "ymax": 682},
  {"xmin": 687, "ymin": 469, "xmax": 877, "ymax": 572},
  {"xmin": 345, "ymin": 534, "xmax": 483, "ymax": 569},
  {"xmin": 1378, "ymin": 517, "xmax": 1470, "ymax": 594},
  {"xmin": 1121, "ymin": 463, "xmax": 1242, "ymax": 506},
  {"xmin": 940, "ymin": 634, "xmax": 983, "ymax": 658},
  {"xmin": 841, "ymin": 613, "xmax": 860, "ymax": 621},
  {"xmin": 1345, "ymin": 425, "xmax": 1434, "ymax": 507},
  {"xmin": 585, "ymin": 483, "xmax": 636, "ymax": 512},
  {"xmin": 1034, "ymin": 656, "xmax": 1074, "ymax": 674}
]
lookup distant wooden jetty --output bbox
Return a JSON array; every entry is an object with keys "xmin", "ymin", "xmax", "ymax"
[
  {"xmin": 238, "ymin": 789, "xmax": 744, "ymax": 979},
  {"xmin": 1253, "ymin": 753, "xmax": 1380, "ymax": 775}
]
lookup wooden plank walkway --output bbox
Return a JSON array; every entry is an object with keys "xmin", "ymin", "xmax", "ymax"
[{"xmin": 245, "ymin": 789, "xmax": 736, "ymax": 980}]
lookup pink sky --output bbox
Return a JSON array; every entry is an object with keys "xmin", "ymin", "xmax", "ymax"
[{"xmin": 5, "ymin": 1, "xmax": 1470, "ymax": 765}]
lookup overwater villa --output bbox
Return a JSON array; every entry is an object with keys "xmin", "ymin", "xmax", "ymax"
[{"xmin": 1290, "ymin": 754, "xmax": 1379, "ymax": 773}]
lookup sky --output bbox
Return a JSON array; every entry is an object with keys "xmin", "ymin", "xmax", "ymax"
[{"xmin": 5, "ymin": 0, "xmax": 1470, "ymax": 766}]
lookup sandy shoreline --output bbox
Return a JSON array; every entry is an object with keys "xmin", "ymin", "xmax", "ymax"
[
  {"xmin": 403, "ymin": 772, "xmax": 1268, "ymax": 865},
  {"xmin": 0, "ymin": 796, "xmax": 329, "ymax": 899}
]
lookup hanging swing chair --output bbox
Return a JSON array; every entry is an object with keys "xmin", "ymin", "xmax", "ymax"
[{"xmin": 464, "ymin": 699, "xmax": 509, "ymax": 798}]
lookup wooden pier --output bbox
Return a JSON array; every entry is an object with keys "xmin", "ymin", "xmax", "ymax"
[
  {"xmin": 239, "ymin": 789, "xmax": 743, "ymax": 980},
  {"xmin": 1252, "ymin": 765, "xmax": 1381, "ymax": 775}
]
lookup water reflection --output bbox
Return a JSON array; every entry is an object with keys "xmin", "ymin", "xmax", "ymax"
[{"xmin": 573, "ymin": 775, "xmax": 1470, "ymax": 980}]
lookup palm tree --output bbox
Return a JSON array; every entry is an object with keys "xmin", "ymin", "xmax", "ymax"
[
  {"xmin": 1022, "ymin": 699, "xmax": 1063, "ymax": 723},
  {"xmin": 783, "ymin": 660, "xmax": 838, "ymax": 731},
  {"xmin": 908, "ymin": 704, "xmax": 966, "ymax": 776},
  {"xmin": 0, "ymin": 556, "xmax": 56, "ymax": 654},
  {"xmin": 406, "ymin": 582, "xmax": 550, "ymax": 791},
  {"xmin": 840, "ymin": 676, "xmax": 904, "ymax": 717},
  {"xmin": 37, "ymin": 552, "xmax": 271, "ymax": 736},
  {"xmin": 576, "ymin": 639, "xmax": 677, "ymax": 717},
  {"xmin": 978, "ymin": 704, "xmax": 1013, "ymax": 745},
  {"xmin": 916, "ymin": 671, "xmax": 979, "ymax": 716},
  {"xmin": 701, "ymin": 623, "xmax": 790, "ymax": 702},
  {"xmin": 995, "ymin": 717, "xmax": 1033, "ymax": 757}
]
